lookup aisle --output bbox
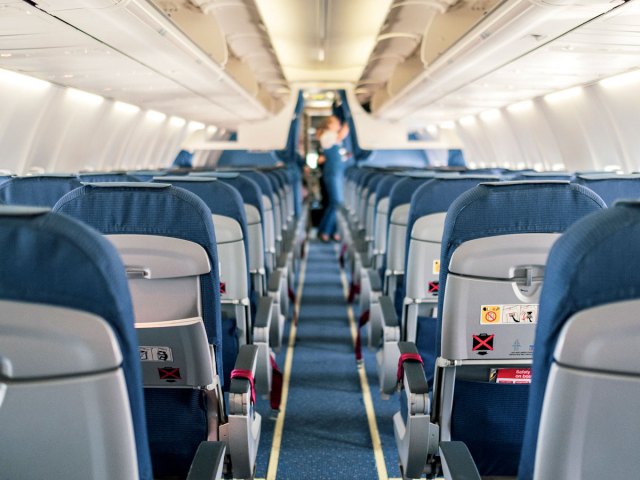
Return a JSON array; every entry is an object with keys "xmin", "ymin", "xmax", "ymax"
[{"xmin": 272, "ymin": 241, "xmax": 378, "ymax": 479}]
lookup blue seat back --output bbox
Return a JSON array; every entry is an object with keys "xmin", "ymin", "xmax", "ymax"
[
  {"xmin": 53, "ymin": 183, "xmax": 223, "ymax": 477},
  {"xmin": 152, "ymin": 176, "xmax": 250, "ymax": 274},
  {"xmin": 53, "ymin": 183, "xmax": 223, "ymax": 366},
  {"xmin": 574, "ymin": 173, "xmax": 640, "ymax": 206},
  {"xmin": 519, "ymin": 200, "xmax": 640, "ymax": 479},
  {"xmin": 0, "ymin": 175, "xmax": 82, "ymax": 207},
  {"xmin": 0, "ymin": 206, "xmax": 152, "ymax": 480},
  {"xmin": 435, "ymin": 181, "xmax": 605, "ymax": 475}
]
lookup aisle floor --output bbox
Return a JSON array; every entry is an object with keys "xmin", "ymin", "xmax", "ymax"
[{"xmin": 253, "ymin": 241, "xmax": 405, "ymax": 479}]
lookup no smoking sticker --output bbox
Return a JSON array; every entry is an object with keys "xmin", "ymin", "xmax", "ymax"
[{"xmin": 481, "ymin": 305, "xmax": 502, "ymax": 324}]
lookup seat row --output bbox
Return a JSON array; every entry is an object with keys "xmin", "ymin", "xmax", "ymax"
[
  {"xmin": 339, "ymin": 165, "xmax": 640, "ymax": 479},
  {"xmin": 0, "ymin": 166, "xmax": 307, "ymax": 480}
]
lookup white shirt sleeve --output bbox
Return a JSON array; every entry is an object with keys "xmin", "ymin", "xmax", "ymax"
[{"xmin": 320, "ymin": 130, "xmax": 338, "ymax": 150}]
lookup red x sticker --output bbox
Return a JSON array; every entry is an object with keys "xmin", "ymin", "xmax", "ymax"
[
  {"xmin": 428, "ymin": 281, "xmax": 439, "ymax": 293},
  {"xmin": 472, "ymin": 334, "xmax": 494, "ymax": 355},
  {"xmin": 220, "ymin": 282, "xmax": 226, "ymax": 294},
  {"xmin": 158, "ymin": 367, "xmax": 181, "ymax": 380}
]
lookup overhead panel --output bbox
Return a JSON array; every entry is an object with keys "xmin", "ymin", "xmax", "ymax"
[
  {"xmin": 0, "ymin": 0, "xmax": 270, "ymax": 127},
  {"xmin": 402, "ymin": 0, "xmax": 640, "ymax": 124},
  {"xmin": 255, "ymin": 0, "xmax": 393, "ymax": 84},
  {"xmin": 373, "ymin": 0, "xmax": 637, "ymax": 124}
]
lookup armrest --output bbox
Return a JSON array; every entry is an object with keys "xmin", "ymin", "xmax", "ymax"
[
  {"xmin": 398, "ymin": 342, "xmax": 429, "ymax": 396},
  {"xmin": 186, "ymin": 441, "xmax": 226, "ymax": 480},
  {"xmin": 439, "ymin": 441, "xmax": 481, "ymax": 480},
  {"xmin": 229, "ymin": 344, "xmax": 259, "ymax": 415},
  {"xmin": 276, "ymin": 250, "xmax": 288, "ymax": 269},
  {"xmin": 360, "ymin": 251, "xmax": 372, "ymax": 269},
  {"xmin": 268, "ymin": 270, "xmax": 282, "ymax": 293},
  {"xmin": 253, "ymin": 296, "xmax": 273, "ymax": 330},
  {"xmin": 366, "ymin": 268, "xmax": 382, "ymax": 292},
  {"xmin": 380, "ymin": 296, "xmax": 399, "ymax": 328}
]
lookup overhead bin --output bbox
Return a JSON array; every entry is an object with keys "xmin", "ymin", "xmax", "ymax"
[
  {"xmin": 33, "ymin": 0, "xmax": 271, "ymax": 121},
  {"xmin": 371, "ymin": 0, "xmax": 624, "ymax": 117}
]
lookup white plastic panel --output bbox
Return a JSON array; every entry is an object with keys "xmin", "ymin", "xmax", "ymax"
[
  {"xmin": 535, "ymin": 364, "xmax": 640, "ymax": 480},
  {"xmin": 448, "ymin": 234, "xmax": 561, "ymax": 279},
  {"xmin": 387, "ymin": 204, "xmax": 411, "ymax": 272},
  {"xmin": 554, "ymin": 299, "xmax": 640, "ymax": 374},
  {"xmin": 0, "ymin": 300, "xmax": 121, "ymax": 379},
  {"xmin": 106, "ymin": 234, "xmax": 210, "ymax": 279},
  {"xmin": 212, "ymin": 214, "xmax": 248, "ymax": 300},
  {"xmin": 0, "ymin": 370, "xmax": 138, "ymax": 480}
]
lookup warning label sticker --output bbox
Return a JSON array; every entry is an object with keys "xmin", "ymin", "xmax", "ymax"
[
  {"xmin": 158, "ymin": 367, "xmax": 181, "ymax": 381},
  {"xmin": 139, "ymin": 346, "xmax": 174, "ymax": 362},
  {"xmin": 480, "ymin": 304, "xmax": 538, "ymax": 325},
  {"xmin": 481, "ymin": 305, "xmax": 501, "ymax": 324},
  {"xmin": 472, "ymin": 333, "xmax": 494, "ymax": 355},
  {"xmin": 432, "ymin": 259, "xmax": 440, "ymax": 275}
]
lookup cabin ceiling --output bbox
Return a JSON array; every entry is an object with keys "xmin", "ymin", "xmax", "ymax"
[
  {"xmin": 254, "ymin": 0, "xmax": 393, "ymax": 84},
  {"xmin": 1, "ymin": 0, "xmax": 640, "ymax": 132}
]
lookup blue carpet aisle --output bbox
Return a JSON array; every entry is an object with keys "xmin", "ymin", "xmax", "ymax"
[
  {"xmin": 274, "ymin": 241, "xmax": 378, "ymax": 479},
  {"xmin": 253, "ymin": 239, "xmax": 406, "ymax": 479}
]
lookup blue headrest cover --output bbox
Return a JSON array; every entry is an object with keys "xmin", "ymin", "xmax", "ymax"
[{"xmin": 0, "ymin": 176, "xmax": 83, "ymax": 207}]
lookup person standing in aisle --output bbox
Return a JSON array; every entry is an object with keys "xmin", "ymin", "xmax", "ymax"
[{"xmin": 317, "ymin": 115, "xmax": 349, "ymax": 242}]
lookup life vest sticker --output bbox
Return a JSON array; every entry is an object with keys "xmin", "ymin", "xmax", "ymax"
[
  {"xmin": 472, "ymin": 333, "xmax": 494, "ymax": 355},
  {"xmin": 481, "ymin": 304, "xmax": 538, "ymax": 325},
  {"xmin": 140, "ymin": 346, "xmax": 173, "ymax": 362},
  {"xmin": 158, "ymin": 367, "xmax": 181, "ymax": 381}
]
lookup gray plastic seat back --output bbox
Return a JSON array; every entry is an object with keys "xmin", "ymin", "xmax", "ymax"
[
  {"xmin": 107, "ymin": 235, "xmax": 216, "ymax": 388},
  {"xmin": 0, "ymin": 301, "xmax": 138, "ymax": 480},
  {"xmin": 534, "ymin": 299, "xmax": 640, "ymax": 479}
]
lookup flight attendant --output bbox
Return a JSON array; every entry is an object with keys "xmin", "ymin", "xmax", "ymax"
[{"xmin": 317, "ymin": 115, "xmax": 350, "ymax": 242}]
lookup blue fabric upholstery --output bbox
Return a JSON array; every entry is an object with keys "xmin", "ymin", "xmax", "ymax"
[
  {"xmin": 385, "ymin": 174, "xmax": 439, "ymax": 314},
  {"xmin": 519, "ymin": 201, "xmax": 640, "ymax": 479},
  {"xmin": 0, "ymin": 206, "xmax": 152, "ymax": 480},
  {"xmin": 152, "ymin": 177, "xmax": 250, "ymax": 273},
  {"xmin": 0, "ymin": 175, "xmax": 82, "ymax": 207},
  {"xmin": 387, "ymin": 175, "xmax": 436, "ymax": 215},
  {"xmin": 53, "ymin": 183, "xmax": 224, "ymax": 478},
  {"xmin": 217, "ymin": 150, "xmax": 280, "ymax": 167},
  {"xmin": 405, "ymin": 176, "xmax": 499, "ymax": 381},
  {"xmin": 435, "ymin": 181, "xmax": 605, "ymax": 476},
  {"xmin": 53, "ymin": 183, "xmax": 223, "ymax": 368},
  {"xmin": 360, "ymin": 150, "xmax": 429, "ymax": 168},
  {"xmin": 127, "ymin": 170, "xmax": 168, "ymax": 182},
  {"xmin": 374, "ymin": 175, "xmax": 402, "ymax": 209},
  {"xmin": 241, "ymin": 171, "xmax": 276, "ymax": 204},
  {"xmin": 192, "ymin": 172, "xmax": 265, "ymax": 225},
  {"xmin": 574, "ymin": 174, "xmax": 640, "ymax": 206}
]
